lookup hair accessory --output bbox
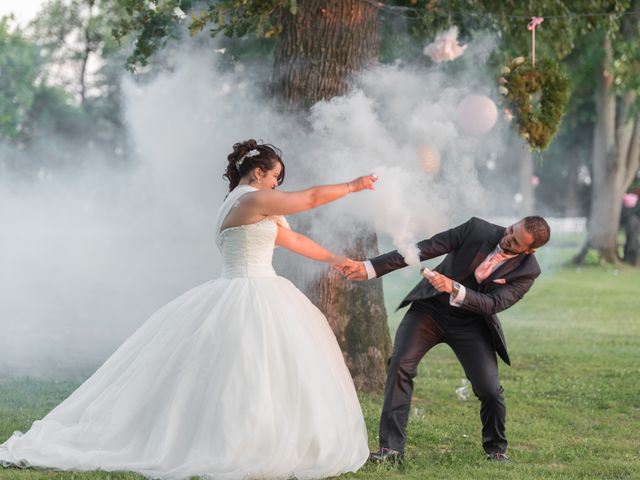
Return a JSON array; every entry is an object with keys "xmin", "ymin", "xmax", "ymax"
[{"xmin": 236, "ymin": 149, "xmax": 260, "ymax": 171}]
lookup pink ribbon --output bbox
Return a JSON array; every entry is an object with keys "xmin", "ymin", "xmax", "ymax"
[
  {"xmin": 527, "ymin": 16, "xmax": 544, "ymax": 31},
  {"xmin": 527, "ymin": 17, "xmax": 544, "ymax": 65}
]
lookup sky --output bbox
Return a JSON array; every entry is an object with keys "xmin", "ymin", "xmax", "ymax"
[{"xmin": 0, "ymin": 0, "xmax": 44, "ymax": 26}]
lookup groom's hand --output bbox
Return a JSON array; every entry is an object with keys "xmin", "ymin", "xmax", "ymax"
[
  {"xmin": 427, "ymin": 272, "xmax": 453, "ymax": 293},
  {"xmin": 344, "ymin": 261, "xmax": 367, "ymax": 281},
  {"xmin": 332, "ymin": 259, "xmax": 368, "ymax": 281}
]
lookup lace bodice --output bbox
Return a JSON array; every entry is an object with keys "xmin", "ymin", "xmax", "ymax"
[
  {"xmin": 219, "ymin": 218, "xmax": 278, "ymax": 278},
  {"xmin": 215, "ymin": 185, "xmax": 289, "ymax": 279}
]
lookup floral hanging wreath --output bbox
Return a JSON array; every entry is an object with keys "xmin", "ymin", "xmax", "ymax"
[{"xmin": 499, "ymin": 56, "xmax": 570, "ymax": 150}]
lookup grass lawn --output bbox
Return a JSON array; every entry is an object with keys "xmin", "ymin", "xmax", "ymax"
[{"xmin": 1, "ymin": 246, "xmax": 639, "ymax": 479}]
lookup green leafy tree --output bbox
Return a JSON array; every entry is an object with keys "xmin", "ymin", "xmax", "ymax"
[
  {"xmin": 29, "ymin": 0, "xmax": 132, "ymax": 160},
  {"xmin": 0, "ymin": 17, "xmax": 41, "ymax": 143},
  {"xmin": 574, "ymin": 1, "xmax": 640, "ymax": 264},
  {"xmin": 31, "ymin": 0, "xmax": 125, "ymax": 106},
  {"xmin": 0, "ymin": 6, "xmax": 130, "ymax": 172},
  {"xmin": 536, "ymin": 34, "xmax": 600, "ymax": 217},
  {"xmin": 0, "ymin": 16, "xmax": 88, "ymax": 173}
]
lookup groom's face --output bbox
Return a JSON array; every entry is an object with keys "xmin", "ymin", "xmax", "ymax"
[{"xmin": 499, "ymin": 221, "xmax": 535, "ymax": 255}]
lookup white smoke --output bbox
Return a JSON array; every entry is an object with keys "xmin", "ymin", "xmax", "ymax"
[{"xmin": 0, "ymin": 32, "xmax": 521, "ymax": 376}]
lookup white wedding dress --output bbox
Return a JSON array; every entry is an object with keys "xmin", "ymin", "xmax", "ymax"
[{"xmin": 0, "ymin": 185, "xmax": 369, "ymax": 479}]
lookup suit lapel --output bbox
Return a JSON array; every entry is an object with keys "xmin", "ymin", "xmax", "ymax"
[{"xmin": 466, "ymin": 227, "xmax": 505, "ymax": 278}]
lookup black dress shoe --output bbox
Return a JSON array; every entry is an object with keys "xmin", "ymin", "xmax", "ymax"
[
  {"xmin": 369, "ymin": 447, "xmax": 404, "ymax": 463},
  {"xmin": 486, "ymin": 452, "xmax": 509, "ymax": 462}
]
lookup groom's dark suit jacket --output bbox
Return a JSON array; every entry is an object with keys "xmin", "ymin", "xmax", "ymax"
[{"xmin": 370, "ymin": 217, "xmax": 541, "ymax": 365}]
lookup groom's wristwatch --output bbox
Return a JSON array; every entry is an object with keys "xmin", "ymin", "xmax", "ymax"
[{"xmin": 451, "ymin": 281, "xmax": 460, "ymax": 298}]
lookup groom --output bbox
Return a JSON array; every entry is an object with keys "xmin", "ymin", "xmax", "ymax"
[{"xmin": 340, "ymin": 216, "xmax": 550, "ymax": 462}]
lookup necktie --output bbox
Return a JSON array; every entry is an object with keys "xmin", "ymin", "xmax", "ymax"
[{"xmin": 475, "ymin": 250, "xmax": 509, "ymax": 283}]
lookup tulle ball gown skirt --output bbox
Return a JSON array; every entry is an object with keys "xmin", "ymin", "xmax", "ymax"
[{"xmin": 0, "ymin": 275, "xmax": 370, "ymax": 479}]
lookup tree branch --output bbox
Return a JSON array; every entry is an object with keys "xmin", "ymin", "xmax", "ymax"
[{"xmin": 615, "ymin": 90, "xmax": 637, "ymax": 172}]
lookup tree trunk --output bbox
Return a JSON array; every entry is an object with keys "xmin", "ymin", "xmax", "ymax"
[
  {"xmin": 272, "ymin": 0, "xmax": 379, "ymax": 111},
  {"xmin": 306, "ymin": 230, "xmax": 390, "ymax": 391},
  {"xmin": 79, "ymin": 48, "xmax": 90, "ymax": 106},
  {"xmin": 79, "ymin": 0, "xmax": 96, "ymax": 107},
  {"xmin": 577, "ymin": 32, "xmax": 640, "ymax": 264},
  {"xmin": 271, "ymin": 0, "xmax": 392, "ymax": 392}
]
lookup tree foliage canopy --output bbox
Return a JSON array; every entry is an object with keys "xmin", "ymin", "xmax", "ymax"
[
  {"xmin": 0, "ymin": 18, "xmax": 41, "ymax": 142},
  {"xmin": 115, "ymin": 0, "xmax": 634, "ymax": 69}
]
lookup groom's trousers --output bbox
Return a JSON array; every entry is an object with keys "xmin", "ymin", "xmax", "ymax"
[{"xmin": 378, "ymin": 299, "xmax": 507, "ymax": 455}]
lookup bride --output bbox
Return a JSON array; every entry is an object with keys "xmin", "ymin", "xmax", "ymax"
[{"xmin": 0, "ymin": 139, "xmax": 377, "ymax": 479}]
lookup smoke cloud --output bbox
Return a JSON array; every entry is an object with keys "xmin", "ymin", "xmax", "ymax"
[{"xmin": 0, "ymin": 31, "xmax": 524, "ymax": 376}]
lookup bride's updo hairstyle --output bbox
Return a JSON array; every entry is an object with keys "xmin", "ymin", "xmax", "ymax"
[{"xmin": 224, "ymin": 139, "xmax": 285, "ymax": 191}]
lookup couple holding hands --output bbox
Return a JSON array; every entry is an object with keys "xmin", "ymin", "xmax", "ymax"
[{"xmin": 0, "ymin": 140, "xmax": 549, "ymax": 479}]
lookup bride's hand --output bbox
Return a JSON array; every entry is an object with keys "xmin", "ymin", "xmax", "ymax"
[
  {"xmin": 347, "ymin": 174, "xmax": 378, "ymax": 193},
  {"xmin": 332, "ymin": 257, "xmax": 368, "ymax": 281}
]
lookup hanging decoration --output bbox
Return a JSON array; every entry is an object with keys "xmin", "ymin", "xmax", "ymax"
[
  {"xmin": 423, "ymin": 27, "xmax": 467, "ymax": 63},
  {"xmin": 417, "ymin": 145, "xmax": 441, "ymax": 175},
  {"xmin": 456, "ymin": 94, "xmax": 498, "ymax": 135},
  {"xmin": 498, "ymin": 17, "xmax": 570, "ymax": 150},
  {"xmin": 527, "ymin": 16, "xmax": 544, "ymax": 65}
]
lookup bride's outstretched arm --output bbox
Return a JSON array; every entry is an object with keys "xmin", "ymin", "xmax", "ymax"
[
  {"xmin": 247, "ymin": 175, "xmax": 377, "ymax": 217},
  {"xmin": 275, "ymin": 226, "xmax": 344, "ymax": 264}
]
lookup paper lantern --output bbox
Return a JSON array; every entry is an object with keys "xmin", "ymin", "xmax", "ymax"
[
  {"xmin": 418, "ymin": 146, "xmax": 441, "ymax": 175},
  {"xmin": 456, "ymin": 95, "xmax": 498, "ymax": 135}
]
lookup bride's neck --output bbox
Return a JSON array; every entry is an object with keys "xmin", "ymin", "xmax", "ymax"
[{"xmin": 238, "ymin": 178, "xmax": 259, "ymax": 188}]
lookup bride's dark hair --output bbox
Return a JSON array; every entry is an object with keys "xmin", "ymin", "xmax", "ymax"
[{"xmin": 224, "ymin": 139, "xmax": 285, "ymax": 191}]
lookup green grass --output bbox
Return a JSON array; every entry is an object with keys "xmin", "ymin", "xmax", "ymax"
[{"xmin": 1, "ymin": 247, "xmax": 639, "ymax": 479}]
